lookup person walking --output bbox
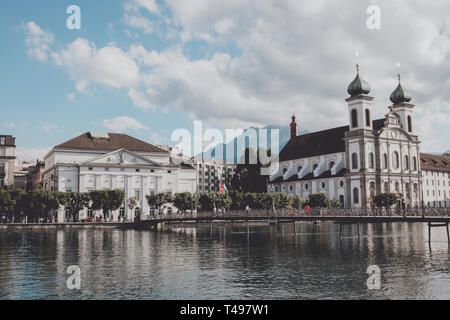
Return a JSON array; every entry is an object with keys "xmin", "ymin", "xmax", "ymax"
[{"xmin": 305, "ymin": 205, "xmax": 311, "ymax": 215}]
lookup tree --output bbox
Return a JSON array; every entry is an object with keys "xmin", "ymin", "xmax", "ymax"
[
  {"xmin": 103, "ymin": 190, "xmax": 125, "ymax": 220},
  {"xmin": 308, "ymin": 193, "xmax": 330, "ymax": 208},
  {"xmin": 173, "ymin": 192, "xmax": 199, "ymax": 213},
  {"xmin": 65, "ymin": 192, "xmax": 90, "ymax": 222},
  {"xmin": 291, "ymin": 196, "xmax": 304, "ymax": 209},
  {"xmin": 329, "ymin": 198, "xmax": 343, "ymax": 208},
  {"xmin": 89, "ymin": 190, "xmax": 107, "ymax": 215},
  {"xmin": 230, "ymin": 147, "xmax": 270, "ymax": 193},
  {"xmin": 0, "ymin": 189, "xmax": 13, "ymax": 217},
  {"xmin": 229, "ymin": 190, "xmax": 245, "ymax": 210},
  {"xmin": 372, "ymin": 193, "xmax": 399, "ymax": 208},
  {"xmin": 146, "ymin": 192, "xmax": 173, "ymax": 214}
]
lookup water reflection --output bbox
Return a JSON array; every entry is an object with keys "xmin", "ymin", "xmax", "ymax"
[{"xmin": 0, "ymin": 222, "xmax": 449, "ymax": 299}]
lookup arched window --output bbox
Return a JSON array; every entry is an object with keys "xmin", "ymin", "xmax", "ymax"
[
  {"xmin": 352, "ymin": 153, "xmax": 358, "ymax": 169},
  {"xmin": 321, "ymin": 182, "xmax": 326, "ymax": 189},
  {"xmin": 384, "ymin": 181, "xmax": 389, "ymax": 192},
  {"xmin": 289, "ymin": 185, "xmax": 293, "ymax": 192},
  {"xmin": 369, "ymin": 153, "xmax": 374, "ymax": 169},
  {"xmin": 383, "ymin": 154, "xmax": 388, "ymax": 169},
  {"xmin": 282, "ymin": 168, "xmax": 287, "ymax": 174},
  {"xmin": 329, "ymin": 161, "xmax": 335, "ymax": 170},
  {"xmin": 353, "ymin": 188, "xmax": 359, "ymax": 204},
  {"xmin": 413, "ymin": 156, "xmax": 417, "ymax": 171},
  {"xmin": 340, "ymin": 180, "xmax": 344, "ymax": 188},
  {"xmin": 393, "ymin": 152, "xmax": 399, "ymax": 169},
  {"xmin": 351, "ymin": 109, "xmax": 358, "ymax": 128},
  {"xmin": 365, "ymin": 109, "xmax": 371, "ymax": 127},
  {"xmin": 407, "ymin": 116, "xmax": 412, "ymax": 132},
  {"xmin": 404, "ymin": 155, "xmax": 409, "ymax": 170},
  {"xmin": 312, "ymin": 163, "xmax": 318, "ymax": 171},
  {"xmin": 304, "ymin": 183, "xmax": 309, "ymax": 190},
  {"xmin": 297, "ymin": 166, "xmax": 303, "ymax": 174}
]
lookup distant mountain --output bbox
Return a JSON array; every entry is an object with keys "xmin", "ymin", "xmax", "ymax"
[
  {"xmin": 444, "ymin": 150, "xmax": 450, "ymax": 156},
  {"xmin": 197, "ymin": 124, "xmax": 309, "ymax": 164}
]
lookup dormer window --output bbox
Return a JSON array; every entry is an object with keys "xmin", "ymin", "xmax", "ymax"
[{"xmin": 297, "ymin": 166, "xmax": 303, "ymax": 174}]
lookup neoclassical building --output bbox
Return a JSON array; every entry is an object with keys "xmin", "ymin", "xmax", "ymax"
[
  {"xmin": 269, "ymin": 67, "xmax": 423, "ymax": 208},
  {"xmin": 420, "ymin": 153, "xmax": 450, "ymax": 207},
  {"xmin": 42, "ymin": 132, "xmax": 197, "ymax": 221}
]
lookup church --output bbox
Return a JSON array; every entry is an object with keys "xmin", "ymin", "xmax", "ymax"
[
  {"xmin": 42, "ymin": 132, "xmax": 197, "ymax": 222},
  {"xmin": 268, "ymin": 66, "xmax": 423, "ymax": 208}
]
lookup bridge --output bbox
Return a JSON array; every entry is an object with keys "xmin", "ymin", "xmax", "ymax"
[{"xmin": 134, "ymin": 207, "xmax": 450, "ymax": 244}]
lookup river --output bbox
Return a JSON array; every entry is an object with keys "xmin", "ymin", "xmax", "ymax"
[{"xmin": 0, "ymin": 222, "xmax": 449, "ymax": 299}]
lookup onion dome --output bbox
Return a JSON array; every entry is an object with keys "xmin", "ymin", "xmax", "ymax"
[
  {"xmin": 390, "ymin": 74, "xmax": 412, "ymax": 104},
  {"xmin": 347, "ymin": 64, "xmax": 371, "ymax": 96}
]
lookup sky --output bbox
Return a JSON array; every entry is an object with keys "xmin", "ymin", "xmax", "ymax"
[{"xmin": 1, "ymin": 0, "xmax": 449, "ymax": 161}]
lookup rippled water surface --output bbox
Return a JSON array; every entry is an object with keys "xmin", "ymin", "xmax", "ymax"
[{"xmin": 0, "ymin": 222, "xmax": 449, "ymax": 299}]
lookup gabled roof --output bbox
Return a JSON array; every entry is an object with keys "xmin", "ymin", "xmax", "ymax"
[
  {"xmin": 79, "ymin": 149, "xmax": 162, "ymax": 167},
  {"xmin": 271, "ymin": 168, "xmax": 347, "ymax": 183},
  {"xmin": 280, "ymin": 119, "xmax": 386, "ymax": 161},
  {"xmin": 56, "ymin": 132, "xmax": 168, "ymax": 153},
  {"xmin": 420, "ymin": 153, "xmax": 450, "ymax": 172}
]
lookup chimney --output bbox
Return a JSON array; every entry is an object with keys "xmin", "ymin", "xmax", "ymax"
[{"xmin": 290, "ymin": 114, "xmax": 297, "ymax": 140}]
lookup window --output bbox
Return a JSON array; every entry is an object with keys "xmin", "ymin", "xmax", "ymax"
[
  {"xmin": 136, "ymin": 169, "xmax": 140, "ymax": 172},
  {"xmin": 135, "ymin": 190, "xmax": 140, "ymax": 201},
  {"xmin": 304, "ymin": 183, "xmax": 309, "ymax": 190},
  {"xmin": 365, "ymin": 109, "xmax": 371, "ymax": 127},
  {"xmin": 88, "ymin": 167, "xmax": 93, "ymax": 171},
  {"xmin": 321, "ymin": 182, "xmax": 326, "ymax": 189},
  {"xmin": 340, "ymin": 180, "xmax": 344, "ymax": 188},
  {"xmin": 168, "ymin": 170, "xmax": 172, "ymax": 173},
  {"xmin": 105, "ymin": 168, "xmax": 109, "ymax": 172},
  {"xmin": 384, "ymin": 182, "xmax": 389, "ymax": 192},
  {"xmin": 282, "ymin": 168, "xmax": 287, "ymax": 174},
  {"xmin": 383, "ymin": 154, "xmax": 388, "ymax": 169},
  {"xmin": 353, "ymin": 188, "xmax": 359, "ymax": 204},
  {"xmin": 352, "ymin": 153, "xmax": 358, "ymax": 169},
  {"xmin": 289, "ymin": 185, "xmax": 293, "ymax": 192},
  {"xmin": 329, "ymin": 161, "xmax": 335, "ymax": 170},
  {"xmin": 312, "ymin": 164, "xmax": 318, "ymax": 171},
  {"xmin": 413, "ymin": 156, "xmax": 417, "ymax": 171},
  {"xmin": 297, "ymin": 166, "xmax": 303, "ymax": 174},
  {"xmin": 404, "ymin": 155, "xmax": 409, "ymax": 170},
  {"xmin": 407, "ymin": 116, "xmax": 412, "ymax": 132},
  {"xmin": 119, "ymin": 208, "xmax": 125, "ymax": 218},
  {"xmin": 0, "ymin": 137, "xmax": 4, "ymax": 145},
  {"xmin": 369, "ymin": 153, "xmax": 374, "ymax": 169},
  {"xmin": 393, "ymin": 152, "xmax": 399, "ymax": 169},
  {"xmin": 351, "ymin": 109, "xmax": 358, "ymax": 128}
]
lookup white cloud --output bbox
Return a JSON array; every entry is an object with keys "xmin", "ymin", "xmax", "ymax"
[
  {"xmin": 125, "ymin": 0, "xmax": 160, "ymax": 14},
  {"xmin": 43, "ymin": 124, "xmax": 58, "ymax": 132},
  {"xmin": 103, "ymin": 116, "xmax": 149, "ymax": 133},
  {"xmin": 128, "ymin": 88, "xmax": 152, "ymax": 110},
  {"xmin": 23, "ymin": 1, "xmax": 450, "ymax": 151},
  {"xmin": 67, "ymin": 93, "xmax": 75, "ymax": 101},
  {"xmin": 2, "ymin": 122, "xmax": 16, "ymax": 128},
  {"xmin": 123, "ymin": 14, "xmax": 154, "ymax": 34},
  {"xmin": 15, "ymin": 146, "xmax": 51, "ymax": 161},
  {"xmin": 23, "ymin": 21, "xmax": 54, "ymax": 62}
]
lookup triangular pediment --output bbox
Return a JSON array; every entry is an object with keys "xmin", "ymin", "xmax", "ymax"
[{"xmin": 80, "ymin": 149, "xmax": 162, "ymax": 166}]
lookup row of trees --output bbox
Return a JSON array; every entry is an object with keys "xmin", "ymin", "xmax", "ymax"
[{"xmin": 0, "ymin": 189, "xmax": 125, "ymax": 222}]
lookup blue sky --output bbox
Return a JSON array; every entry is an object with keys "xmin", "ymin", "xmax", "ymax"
[{"xmin": 1, "ymin": 0, "xmax": 450, "ymax": 160}]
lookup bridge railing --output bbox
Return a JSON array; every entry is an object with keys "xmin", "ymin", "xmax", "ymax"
[{"xmin": 140, "ymin": 207, "xmax": 450, "ymax": 221}]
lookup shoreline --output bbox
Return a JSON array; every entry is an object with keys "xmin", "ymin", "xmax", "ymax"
[{"xmin": 0, "ymin": 222, "xmax": 136, "ymax": 230}]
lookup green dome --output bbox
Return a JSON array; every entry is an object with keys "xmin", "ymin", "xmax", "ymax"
[
  {"xmin": 390, "ymin": 79, "xmax": 412, "ymax": 104},
  {"xmin": 347, "ymin": 68, "xmax": 371, "ymax": 96}
]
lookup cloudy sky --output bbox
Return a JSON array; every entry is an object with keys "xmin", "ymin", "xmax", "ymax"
[{"xmin": 1, "ymin": 0, "xmax": 449, "ymax": 160}]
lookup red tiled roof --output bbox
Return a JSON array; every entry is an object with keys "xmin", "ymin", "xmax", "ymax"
[
  {"xmin": 420, "ymin": 153, "xmax": 450, "ymax": 172},
  {"xmin": 56, "ymin": 132, "xmax": 168, "ymax": 153}
]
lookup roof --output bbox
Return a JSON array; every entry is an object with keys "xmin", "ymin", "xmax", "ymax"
[
  {"xmin": 55, "ymin": 132, "xmax": 168, "ymax": 153},
  {"xmin": 420, "ymin": 153, "xmax": 450, "ymax": 172},
  {"xmin": 280, "ymin": 119, "xmax": 386, "ymax": 161},
  {"xmin": 271, "ymin": 168, "xmax": 347, "ymax": 184}
]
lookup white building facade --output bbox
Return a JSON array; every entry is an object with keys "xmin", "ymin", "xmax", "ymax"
[
  {"xmin": 269, "ymin": 69, "xmax": 423, "ymax": 208},
  {"xmin": 194, "ymin": 158, "xmax": 235, "ymax": 193},
  {"xmin": 420, "ymin": 153, "xmax": 450, "ymax": 207},
  {"xmin": 0, "ymin": 135, "xmax": 16, "ymax": 189},
  {"xmin": 42, "ymin": 132, "xmax": 197, "ymax": 222}
]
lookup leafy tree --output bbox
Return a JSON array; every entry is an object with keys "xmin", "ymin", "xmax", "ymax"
[
  {"xmin": 244, "ymin": 192, "xmax": 258, "ymax": 209},
  {"xmin": 308, "ymin": 193, "xmax": 330, "ymax": 208},
  {"xmin": 229, "ymin": 190, "xmax": 245, "ymax": 210},
  {"xmin": 146, "ymin": 192, "xmax": 173, "ymax": 214},
  {"xmin": 230, "ymin": 147, "xmax": 270, "ymax": 193},
  {"xmin": 0, "ymin": 189, "xmax": 13, "ymax": 217},
  {"xmin": 271, "ymin": 193, "xmax": 290, "ymax": 209},
  {"xmin": 329, "ymin": 198, "xmax": 343, "ymax": 208},
  {"xmin": 291, "ymin": 196, "xmax": 304, "ymax": 209},
  {"xmin": 65, "ymin": 192, "xmax": 90, "ymax": 221},
  {"xmin": 103, "ymin": 190, "xmax": 125, "ymax": 220},
  {"xmin": 372, "ymin": 193, "xmax": 399, "ymax": 208},
  {"xmin": 256, "ymin": 193, "xmax": 272, "ymax": 210},
  {"xmin": 173, "ymin": 192, "xmax": 199, "ymax": 213},
  {"xmin": 9, "ymin": 189, "xmax": 26, "ymax": 220}
]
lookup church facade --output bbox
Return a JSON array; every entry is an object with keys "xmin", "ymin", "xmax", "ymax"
[
  {"xmin": 268, "ymin": 67, "xmax": 423, "ymax": 208},
  {"xmin": 42, "ymin": 132, "xmax": 197, "ymax": 222}
]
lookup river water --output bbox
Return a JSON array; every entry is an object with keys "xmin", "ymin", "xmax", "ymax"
[{"xmin": 0, "ymin": 222, "xmax": 449, "ymax": 300}]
